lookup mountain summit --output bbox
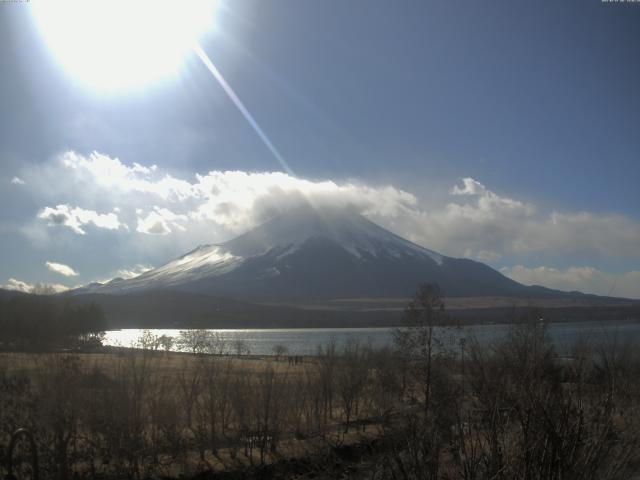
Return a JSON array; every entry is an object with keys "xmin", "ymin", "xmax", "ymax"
[{"xmin": 84, "ymin": 207, "xmax": 565, "ymax": 301}]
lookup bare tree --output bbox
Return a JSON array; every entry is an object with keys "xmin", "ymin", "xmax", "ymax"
[
  {"xmin": 335, "ymin": 339, "xmax": 369, "ymax": 432},
  {"xmin": 272, "ymin": 344, "xmax": 288, "ymax": 359},
  {"xmin": 137, "ymin": 329, "xmax": 161, "ymax": 351},
  {"xmin": 317, "ymin": 338, "xmax": 338, "ymax": 428},
  {"xmin": 233, "ymin": 339, "xmax": 250, "ymax": 356},
  {"xmin": 393, "ymin": 283, "xmax": 447, "ymax": 412},
  {"xmin": 177, "ymin": 330, "xmax": 223, "ymax": 355},
  {"xmin": 158, "ymin": 334, "xmax": 174, "ymax": 352}
]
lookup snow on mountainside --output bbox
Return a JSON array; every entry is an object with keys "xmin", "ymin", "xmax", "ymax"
[
  {"xmin": 90, "ymin": 207, "xmax": 444, "ymax": 294},
  {"xmin": 80, "ymin": 207, "xmax": 569, "ymax": 301},
  {"xmin": 224, "ymin": 207, "xmax": 443, "ymax": 264}
]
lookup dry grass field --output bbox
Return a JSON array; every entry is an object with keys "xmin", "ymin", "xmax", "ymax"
[
  {"xmin": 0, "ymin": 343, "xmax": 401, "ymax": 479},
  {"xmin": 3, "ymin": 315, "xmax": 640, "ymax": 479}
]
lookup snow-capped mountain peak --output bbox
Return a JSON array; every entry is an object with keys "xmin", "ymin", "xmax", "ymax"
[
  {"xmin": 221, "ymin": 207, "xmax": 443, "ymax": 264},
  {"xmin": 80, "ymin": 206, "xmax": 531, "ymax": 300}
]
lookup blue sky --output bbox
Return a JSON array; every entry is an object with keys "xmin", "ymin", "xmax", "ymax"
[{"xmin": 1, "ymin": 0, "xmax": 639, "ymax": 297}]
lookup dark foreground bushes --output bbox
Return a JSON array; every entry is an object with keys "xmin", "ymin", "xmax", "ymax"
[{"xmin": 378, "ymin": 323, "xmax": 640, "ymax": 480}]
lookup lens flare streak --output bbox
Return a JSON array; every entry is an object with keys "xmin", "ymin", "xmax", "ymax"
[{"xmin": 193, "ymin": 43, "xmax": 295, "ymax": 176}]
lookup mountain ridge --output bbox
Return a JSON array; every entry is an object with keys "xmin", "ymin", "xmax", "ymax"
[{"xmin": 75, "ymin": 207, "xmax": 611, "ymax": 302}]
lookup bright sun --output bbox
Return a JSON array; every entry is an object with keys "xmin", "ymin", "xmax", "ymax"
[{"xmin": 31, "ymin": 0, "xmax": 216, "ymax": 92}]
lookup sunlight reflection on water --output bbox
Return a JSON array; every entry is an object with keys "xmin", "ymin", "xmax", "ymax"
[{"xmin": 104, "ymin": 319, "xmax": 640, "ymax": 356}]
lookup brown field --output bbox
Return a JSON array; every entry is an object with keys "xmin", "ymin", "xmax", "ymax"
[{"xmin": 1, "ymin": 344, "xmax": 399, "ymax": 479}]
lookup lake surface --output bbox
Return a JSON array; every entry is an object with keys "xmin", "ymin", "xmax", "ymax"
[{"xmin": 104, "ymin": 319, "xmax": 640, "ymax": 356}]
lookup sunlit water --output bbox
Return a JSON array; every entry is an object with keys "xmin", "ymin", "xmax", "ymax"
[{"xmin": 104, "ymin": 319, "xmax": 640, "ymax": 356}]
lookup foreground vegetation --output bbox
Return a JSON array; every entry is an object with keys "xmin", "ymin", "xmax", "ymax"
[{"xmin": 1, "ymin": 285, "xmax": 640, "ymax": 479}]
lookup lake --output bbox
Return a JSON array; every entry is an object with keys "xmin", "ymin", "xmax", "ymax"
[{"xmin": 104, "ymin": 319, "xmax": 640, "ymax": 356}]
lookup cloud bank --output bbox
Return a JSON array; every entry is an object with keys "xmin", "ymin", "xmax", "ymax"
[
  {"xmin": 33, "ymin": 152, "xmax": 640, "ymax": 261},
  {"xmin": 14, "ymin": 151, "xmax": 640, "ymax": 297}
]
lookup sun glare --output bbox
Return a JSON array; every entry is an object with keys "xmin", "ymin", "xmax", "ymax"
[{"xmin": 31, "ymin": 0, "xmax": 216, "ymax": 92}]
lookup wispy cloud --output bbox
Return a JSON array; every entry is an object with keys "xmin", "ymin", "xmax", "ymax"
[
  {"xmin": 45, "ymin": 261, "xmax": 79, "ymax": 277},
  {"xmin": 10, "ymin": 176, "xmax": 25, "ymax": 185}
]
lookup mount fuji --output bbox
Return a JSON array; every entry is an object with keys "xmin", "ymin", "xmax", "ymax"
[{"xmin": 80, "ymin": 207, "xmax": 573, "ymax": 302}]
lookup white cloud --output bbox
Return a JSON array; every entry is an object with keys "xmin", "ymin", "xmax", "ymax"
[
  {"xmin": 136, "ymin": 211, "xmax": 171, "ymax": 235},
  {"xmin": 9, "ymin": 149, "xmax": 639, "ymax": 296},
  {"xmin": 136, "ymin": 207, "xmax": 187, "ymax": 235},
  {"xmin": 450, "ymin": 177, "xmax": 488, "ymax": 196},
  {"xmin": 501, "ymin": 265, "xmax": 640, "ymax": 299},
  {"xmin": 60, "ymin": 150, "xmax": 192, "ymax": 201},
  {"xmin": 2, "ymin": 278, "xmax": 32, "ymax": 293},
  {"xmin": 47, "ymin": 152, "xmax": 417, "ymax": 232},
  {"xmin": 45, "ymin": 261, "xmax": 79, "ymax": 277},
  {"xmin": 10, "ymin": 176, "xmax": 25, "ymax": 185},
  {"xmin": 2, "ymin": 278, "xmax": 69, "ymax": 295},
  {"xmin": 37, "ymin": 204, "xmax": 122, "ymax": 235},
  {"xmin": 382, "ymin": 178, "xmax": 639, "ymax": 260},
  {"xmin": 20, "ymin": 151, "xmax": 640, "ymax": 265},
  {"xmin": 189, "ymin": 170, "xmax": 418, "ymax": 232}
]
